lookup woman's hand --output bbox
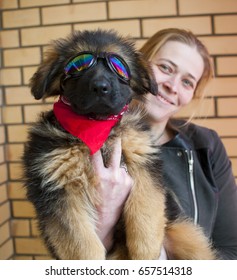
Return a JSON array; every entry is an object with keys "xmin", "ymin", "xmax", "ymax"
[{"xmin": 91, "ymin": 138, "xmax": 133, "ymax": 251}]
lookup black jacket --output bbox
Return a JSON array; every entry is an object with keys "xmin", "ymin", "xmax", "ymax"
[{"xmin": 160, "ymin": 120, "xmax": 237, "ymax": 260}]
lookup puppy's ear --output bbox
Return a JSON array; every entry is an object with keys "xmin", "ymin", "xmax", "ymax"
[
  {"xmin": 140, "ymin": 62, "xmax": 158, "ymax": 96},
  {"xmin": 30, "ymin": 48, "xmax": 62, "ymax": 100},
  {"xmin": 131, "ymin": 54, "xmax": 158, "ymax": 96}
]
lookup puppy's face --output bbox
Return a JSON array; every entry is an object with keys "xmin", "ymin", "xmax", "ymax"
[
  {"xmin": 61, "ymin": 51, "xmax": 133, "ymax": 116},
  {"xmin": 30, "ymin": 29, "xmax": 157, "ymax": 117}
]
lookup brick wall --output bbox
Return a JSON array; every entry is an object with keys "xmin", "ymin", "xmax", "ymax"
[
  {"xmin": 0, "ymin": 6, "xmax": 14, "ymax": 259},
  {"xmin": 0, "ymin": 0, "xmax": 236, "ymax": 259},
  {"xmin": 0, "ymin": 86, "xmax": 14, "ymax": 260}
]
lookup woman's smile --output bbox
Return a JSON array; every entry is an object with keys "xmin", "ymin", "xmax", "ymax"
[{"xmin": 156, "ymin": 92, "xmax": 176, "ymax": 106}]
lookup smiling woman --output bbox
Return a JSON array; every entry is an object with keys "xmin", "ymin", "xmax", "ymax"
[{"xmin": 93, "ymin": 28, "xmax": 237, "ymax": 260}]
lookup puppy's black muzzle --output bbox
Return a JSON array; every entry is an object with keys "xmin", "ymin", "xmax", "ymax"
[{"xmin": 90, "ymin": 78, "xmax": 112, "ymax": 96}]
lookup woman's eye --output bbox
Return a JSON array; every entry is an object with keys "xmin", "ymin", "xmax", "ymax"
[
  {"xmin": 159, "ymin": 64, "xmax": 172, "ymax": 73},
  {"xmin": 183, "ymin": 79, "xmax": 194, "ymax": 89}
]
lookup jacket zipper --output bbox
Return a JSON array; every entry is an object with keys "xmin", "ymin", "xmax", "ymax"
[{"xmin": 185, "ymin": 150, "xmax": 198, "ymax": 225}]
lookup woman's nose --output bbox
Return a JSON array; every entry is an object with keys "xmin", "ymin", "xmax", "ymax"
[{"xmin": 163, "ymin": 76, "xmax": 179, "ymax": 94}]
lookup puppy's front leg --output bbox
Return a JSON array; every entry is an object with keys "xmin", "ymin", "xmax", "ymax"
[
  {"xmin": 38, "ymin": 146, "xmax": 106, "ymax": 259},
  {"xmin": 124, "ymin": 169, "xmax": 166, "ymax": 260},
  {"xmin": 44, "ymin": 195, "xmax": 106, "ymax": 260}
]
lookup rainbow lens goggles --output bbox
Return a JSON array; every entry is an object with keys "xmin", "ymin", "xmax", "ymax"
[{"xmin": 63, "ymin": 51, "xmax": 131, "ymax": 84}]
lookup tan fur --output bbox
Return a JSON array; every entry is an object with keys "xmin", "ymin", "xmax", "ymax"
[
  {"xmin": 123, "ymin": 171, "xmax": 166, "ymax": 259},
  {"xmin": 165, "ymin": 219, "xmax": 217, "ymax": 260}
]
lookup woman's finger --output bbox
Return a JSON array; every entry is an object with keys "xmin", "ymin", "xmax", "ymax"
[
  {"xmin": 110, "ymin": 137, "xmax": 122, "ymax": 170},
  {"xmin": 91, "ymin": 149, "xmax": 105, "ymax": 174}
]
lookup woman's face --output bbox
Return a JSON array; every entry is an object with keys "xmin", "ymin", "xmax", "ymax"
[{"xmin": 145, "ymin": 41, "xmax": 204, "ymax": 123}]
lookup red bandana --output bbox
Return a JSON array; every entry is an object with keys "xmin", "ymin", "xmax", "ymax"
[{"xmin": 53, "ymin": 97, "xmax": 128, "ymax": 155}]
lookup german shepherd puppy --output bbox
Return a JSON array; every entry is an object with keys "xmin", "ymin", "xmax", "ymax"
[{"xmin": 23, "ymin": 29, "xmax": 216, "ymax": 260}]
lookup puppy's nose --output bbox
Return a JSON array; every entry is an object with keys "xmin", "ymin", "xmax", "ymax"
[{"xmin": 91, "ymin": 80, "xmax": 112, "ymax": 95}]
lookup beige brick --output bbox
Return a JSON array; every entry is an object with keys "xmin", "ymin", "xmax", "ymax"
[
  {"xmin": 0, "ymin": 0, "xmax": 18, "ymax": 9},
  {"xmin": 0, "ymin": 145, "xmax": 4, "ymax": 164},
  {"xmin": 35, "ymin": 255, "xmax": 53, "ymax": 260},
  {"xmin": 143, "ymin": 16, "xmax": 211, "ymax": 37},
  {"xmin": 2, "ymin": 106, "xmax": 23, "ymax": 124},
  {"xmin": 14, "ymin": 255, "xmax": 33, "ymax": 260},
  {"xmin": 0, "ymin": 202, "xmax": 11, "ymax": 224},
  {"xmin": 73, "ymin": 0, "xmax": 100, "ymax": 2},
  {"xmin": 0, "ymin": 91, "xmax": 2, "ymax": 106},
  {"xmin": 20, "ymin": 0, "xmax": 70, "ymax": 7},
  {"xmin": 4, "ymin": 48, "xmax": 41, "ymax": 67},
  {"xmin": 0, "ymin": 164, "xmax": 7, "ymax": 184},
  {"xmin": 42, "ymin": 3, "xmax": 106, "ymax": 25},
  {"xmin": 5, "ymin": 87, "xmax": 39, "ymax": 105},
  {"xmin": 194, "ymin": 118, "xmax": 237, "ymax": 137},
  {"xmin": 231, "ymin": 158, "xmax": 237, "ymax": 177},
  {"xmin": 217, "ymin": 57, "xmax": 237, "ymax": 76},
  {"xmin": 12, "ymin": 201, "xmax": 35, "ymax": 218},
  {"xmin": 179, "ymin": 0, "xmax": 237, "ymax": 15},
  {"xmin": 0, "ymin": 109, "xmax": 2, "ymax": 125},
  {"xmin": 6, "ymin": 144, "xmax": 24, "ymax": 162},
  {"xmin": 222, "ymin": 138, "xmax": 237, "ymax": 157},
  {"xmin": 0, "ymin": 222, "xmax": 10, "ymax": 245},
  {"xmin": 175, "ymin": 98, "xmax": 215, "ymax": 119},
  {"xmin": 15, "ymin": 237, "xmax": 48, "ymax": 254},
  {"xmin": 0, "ymin": 127, "xmax": 6, "ymax": 144},
  {"xmin": 8, "ymin": 182, "xmax": 27, "ymax": 199},
  {"xmin": 109, "ymin": 0, "xmax": 176, "ymax": 19},
  {"xmin": 74, "ymin": 20, "xmax": 141, "ymax": 37},
  {"xmin": 215, "ymin": 15, "xmax": 237, "ymax": 34},
  {"xmin": 206, "ymin": 77, "xmax": 237, "ymax": 97},
  {"xmin": 9, "ymin": 162, "xmax": 23, "ymax": 180},
  {"xmin": 7, "ymin": 124, "xmax": 29, "ymax": 143},
  {"xmin": 21, "ymin": 25, "xmax": 72, "ymax": 46},
  {"xmin": 11, "ymin": 219, "xmax": 30, "ymax": 237},
  {"xmin": 199, "ymin": 36, "xmax": 237, "ymax": 55},
  {"xmin": 217, "ymin": 98, "xmax": 237, "ymax": 117},
  {"xmin": 0, "ymin": 239, "xmax": 14, "ymax": 260},
  {"xmin": 31, "ymin": 219, "xmax": 40, "ymax": 237},
  {"xmin": 24, "ymin": 104, "xmax": 53, "ymax": 123},
  {"xmin": 23, "ymin": 66, "xmax": 38, "ymax": 85},
  {"xmin": 0, "ymin": 30, "xmax": 19, "ymax": 48},
  {"xmin": 3, "ymin": 9, "xmax": 40, "ymax": 28},
  {"xmin": 0, "ymin": 68, "xmax": 21, "ymax": 86},
  {"xmin": 0, "ymin": 184, "xmax": 8, "ymax": 204}
]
